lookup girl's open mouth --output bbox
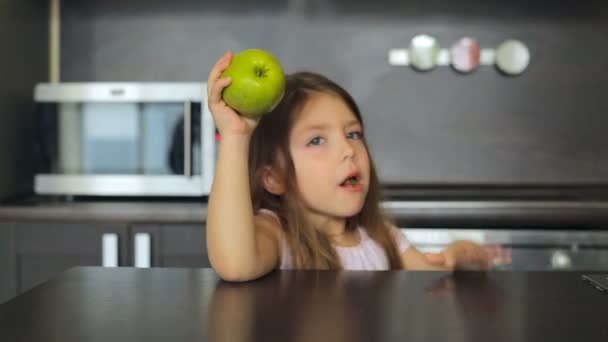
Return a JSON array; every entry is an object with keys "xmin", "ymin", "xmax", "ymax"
[{"xmin": 340, "ymin": 175, "xmax": 364, "ymax": 191}]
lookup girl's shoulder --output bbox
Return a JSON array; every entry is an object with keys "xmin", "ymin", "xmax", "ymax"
[
  {"xmin": 254, "ymin": 209, "xmax": 284, "ymax": 242},
  {"xmin": 256, "ymin": 209, "xmax": 292, "ymax": 269},
  {"xmin": 362, "ymin": 224, "xmax": 410, "ymax": 255},
  {"xmin": 389, "ymin": 225, "xmax": 411, "ymax": 254}
]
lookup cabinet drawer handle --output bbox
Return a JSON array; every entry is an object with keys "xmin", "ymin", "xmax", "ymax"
[
  {"xmin": 101, "ymin": 233, "xmax": 119, "ymax": 267},
  {"xmin": 134, "ymin": 233, "xmax": 151, "ymax": 268}
]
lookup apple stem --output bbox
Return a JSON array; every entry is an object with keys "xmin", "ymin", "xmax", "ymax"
[{"xmin": 255, "ymin": 66, "xmax": 269, "ymax": 78}]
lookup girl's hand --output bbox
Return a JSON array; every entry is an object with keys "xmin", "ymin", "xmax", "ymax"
[
  {"xmin": 424, "ymin": 241, "xmax": 511, "ymax": 271},
  {"xmin": 207, "ymin": 51, "xmax": 258, "ymax": 137}
]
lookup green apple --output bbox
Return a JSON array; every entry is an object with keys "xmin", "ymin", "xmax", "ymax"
[{"xmin": 221, "ymin": 49, "xmax": 286, "ymax": 119}]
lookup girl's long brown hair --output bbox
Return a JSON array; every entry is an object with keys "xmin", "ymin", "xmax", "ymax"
[{"xmin": 248, "ymin": 72, "xmax": 402, "ymax": 269}]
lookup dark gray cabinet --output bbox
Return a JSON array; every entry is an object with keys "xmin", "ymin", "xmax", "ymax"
[
  {"xmin": 15, "ymin": 223, "xmax": 129, "ymax": 294},
  {"xmin": 131, "ymin": 224, "xmax": 209, "ymax": 268},
  {"xmin": 0, "ymin": 223, "xmax": 17, "ymax": 304},
  {"xmin": 0, "ymin": 221, "xmax": 208, "ymax": 304}
]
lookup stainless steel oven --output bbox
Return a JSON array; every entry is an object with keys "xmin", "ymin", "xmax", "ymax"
[
  {"xmin": 384, "ymin": 200, "xmax": 608, "ymax": 271},
  {"xmin": 33, "ymin": 82, "xmax": 216, "ymax": 197}
]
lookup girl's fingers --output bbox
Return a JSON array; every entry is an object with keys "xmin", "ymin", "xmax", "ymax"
[
  {"xmin": 209, "ymin": 77, "xmax": 232, "ymax": 106},
  {"xmin": 207, "ymin": 51, "xmax": 232, "ymax": 97},
  {"xmin": 485, "ymin": 245, "xmax": 513, "ymax": 267},
  {"xmin": 466, "ymin": 246, "xmax": 490, "ymax": 270}
]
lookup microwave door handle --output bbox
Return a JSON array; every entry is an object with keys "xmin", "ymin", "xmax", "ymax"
[{"xmin": 184, "ymin": 101, "xmax": 192, "ymax": 177}]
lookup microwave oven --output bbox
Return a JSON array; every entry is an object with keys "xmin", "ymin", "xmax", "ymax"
[{"xmin": 33, "ymin": 82, "xmax": 216, "ymax": 197}]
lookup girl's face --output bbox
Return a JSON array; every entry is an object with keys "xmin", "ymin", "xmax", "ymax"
[{"xmin": 288, "ymin": 92, "xmax": 370, "ymax": 221}]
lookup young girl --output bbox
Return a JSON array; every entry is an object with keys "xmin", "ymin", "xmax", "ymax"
[{"xmin": 206, "ymin": 51, "xmax": 499, "ymax": 282}]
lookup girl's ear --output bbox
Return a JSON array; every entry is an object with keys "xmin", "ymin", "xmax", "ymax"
[{"xmin": 262, "ymin": 166, "xmax": 285, "ymax": 195}]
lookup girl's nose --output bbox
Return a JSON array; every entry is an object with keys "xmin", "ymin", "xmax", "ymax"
[{"xmin": 341, "ymin": 139, "xmax": 356, "ymax": 161}]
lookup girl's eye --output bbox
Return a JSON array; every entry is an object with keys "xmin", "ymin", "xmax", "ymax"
[
  {"xmin": 307, "ymin": 136, "xmax": 325, "ymax": 146},
  {"xmin": 347, "ymin": 131, "xmax": 364, "ymax": 140}
]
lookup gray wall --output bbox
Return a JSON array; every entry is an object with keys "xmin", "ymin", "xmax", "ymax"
[
  {"xmin": 61, "ymin": 0, "xmax": 608, "ymax": 186},
  {"xmin": 0, "ymin": 0, "xmax": 48, "ymax": 200}
]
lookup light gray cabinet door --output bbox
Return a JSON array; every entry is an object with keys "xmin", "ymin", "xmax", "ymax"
[
  {"xmin": 0, "ymin": 223, "xmax": 17, "ymax": 304},
  {"xmin": 15, "ymin": 223, "xmax": 128, "ymax": 294}
]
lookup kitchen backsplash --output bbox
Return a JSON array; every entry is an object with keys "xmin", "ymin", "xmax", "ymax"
[{"xmin": 60, "ymin": 0, "xmax": 608, "ymax": 186}]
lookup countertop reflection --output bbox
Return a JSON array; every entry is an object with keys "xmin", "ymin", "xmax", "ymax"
[{"xmin": 1, "ymin": 268, "xmax": 607, "ymax": 342}]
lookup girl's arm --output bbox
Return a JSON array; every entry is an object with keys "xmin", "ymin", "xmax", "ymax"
[
  {"xmin": 401, "ymin": 246, "xmax": 452, "ymax": 271},
  {"xmin": 401, "ymin": 241, "xmax": 492, "ymax": 271},
  {"xmin": 205, "ymin": 52, "xmax": 281, "ymax": 282}
]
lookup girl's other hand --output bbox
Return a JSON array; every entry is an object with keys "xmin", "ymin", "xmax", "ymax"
[
  {"xmin": 424, "ymin": 241, "xmax": 511, "ymax": 271},
  {"xmin": 207, "ymin": 51, "xmax": 258, "ymax": 137}
]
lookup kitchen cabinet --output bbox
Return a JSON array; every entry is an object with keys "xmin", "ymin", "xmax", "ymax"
[
  {"xmin": 0, "ymin": 221, "xmax": 209, "ymax": 304},
  {"xmin": 15, "ymin": 223, "xmax": 129, "ymax": 294},
  {"xmin": 130, "ymin": 224, "xmax": 209, "ymax": 268},
  {"xmin": 0, "ymin": 223, "xmax": 17, "ymax": 304}
]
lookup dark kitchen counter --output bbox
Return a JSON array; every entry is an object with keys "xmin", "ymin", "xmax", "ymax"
[
  {"xmin": 0, "ymin": 200, "xmax": 208, "ymax": 224},
  {"xmin": 2, "ymin": 196, "xmax": 608, "ymax": 228},
  {"xmin": 1, "ymin": 267, "xmax": 607, "ymax": 342}
]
